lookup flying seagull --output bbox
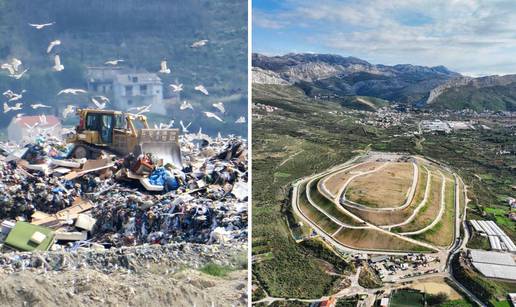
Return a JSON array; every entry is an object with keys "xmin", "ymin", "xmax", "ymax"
[
  {"xmin": 8, "ymin": 91, "xmax": 24, "ymax": 102},
  {"xmin": 179, "ymin": 100, "xmax": 193, "ymax": 111},
  {"xmin": 180, "ymin": 120, "xmax": 191, "ymax": 133},
  {"xmin": 235, "ymin": 116, "xmax": 246, "ymax": 124},
  {"xmin": 47, "ymin": 40, "xmax": 61, "ymax": 53},
  {"xmin": 31, "ymin": 103, "xmax": 51, "ymax": 109},
  {"xmin": 105, "ymin": 59, "xmax": 124, "ymax": 65},
  {"xmin": 204, "ymin": 111, "xmax": 223, "ymax": 122},
  {"xmin": 28, "ymin": 22, "xmax": 55, "ymax": 29},
  {"xmin": 212, "ymin": 101, "xmax": 225, "ymax": 113},
  {"xmin": 127, "ymin": 105, "xmax": 151, "ymax": 113},
  {"xmin": 169, "ymin": 83, "xmax": 183, "ymax": 92},
  {"xmin": 63, "ymin": 105, "xmax": 75, "ymax": 118},
  {"xmin": 159, "ymin": 60, "xmax": 171, "ymax": 74},
  {"xmin": 3, "ymin": 102, "xmax": 23, "ymax": 113},
  {"xmin": 1, "ymin": 63, "xmax": 15, "ymax": 75},
  {"xmin": 91, "ymin": 96, "xmax": 109, "ymax": 109},
  {"xmin": 53, "ymin": 54, "xmax": 64, "ymax": 71},
  {"xmin": 136, "ymin": 104, "xmax": 152, "ymax": 115},
  {"xmin": 57, "ymin": 88, "xmax": 87, "ymax": 95},
  {"xmin": 191, "ymin": 40, "xmax": 208, "ymax": 48},
  {"xmin": 11, "ymin": 58, "xmax": 22, "ymax": 72},
  {"xmin": 39, "ymin": 114, "xmax": 47, "ymax": 125},
  {"xmin": 9, "ymin": 69, "xmax": 28, "ymax": 80},
  {"xmin": 194, "ymin": 85, "xmax": 209, "ymax": 96}
]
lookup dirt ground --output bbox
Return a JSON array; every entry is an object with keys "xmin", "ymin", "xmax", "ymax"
[
  {"xmin": 323, "ymin": 162, "xmax": 378, "ymax": 197},
  {"xmin": 409, "ymin": 277, "xmax": 462, "ymax": 300},
  {"xmin": 0, "ymin": 268, "xmax": 247, "ymax": 306},
  {"xmin": 346, "ymin": 162, "xmax": 414, "ymax": 208},
  {"xmin": 345, "ymin": 165, "xmax": 428, "ymax": 225}
]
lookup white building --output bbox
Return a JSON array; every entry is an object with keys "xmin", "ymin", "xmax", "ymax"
[
  {"xmin": 86, "ymin": 67, "xmax": 173, "ymax": 114},
  {"xmin": 113, "ymin": 73, "xmax": 164, "ymax": 113},
  {"xmin": 7, "ymin": 116, "xmax": 62, "ymax": 144}
]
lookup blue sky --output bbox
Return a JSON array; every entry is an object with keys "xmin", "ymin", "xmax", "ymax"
[{"xmin": 253, "ymin": 0, "xmax": 516, "ymax": 76}]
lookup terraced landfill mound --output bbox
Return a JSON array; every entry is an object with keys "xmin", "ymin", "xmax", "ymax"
[{"xmin": 292, "ymin": 153, "xmax": 463, "ymax": 253}]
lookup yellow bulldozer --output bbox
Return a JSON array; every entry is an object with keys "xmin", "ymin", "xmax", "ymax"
[{"xmin": 66, "ymin": 108, "xmax": 182, "ymax": 167}]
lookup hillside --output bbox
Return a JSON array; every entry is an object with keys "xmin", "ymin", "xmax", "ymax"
[
  {"xmin": 426, "ymin": 75, "xmax": 516, "ymax": 111},
  {"xmin": 0, "ymin": 0, "xmax": 247, "ymax": 136},
  {"xmin": 252, "ymin": 53, "xmax": 460, "ymax": 106}
]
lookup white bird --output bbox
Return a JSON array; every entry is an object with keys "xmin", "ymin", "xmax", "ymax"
[
  {"xmin": 3, "ymin": 90, "xmax": 15, "ymax": 99},
  {"xmin": 28, "ymin": 22, "xmax": 55, "ymax": 29},
  {"xmin": 47, "ymin": 40, "xmax": 61, "ymax": 53},
  {"xmin": 1, "ymin": 63, "xmax": 15, "ymax": 75},
  {"xmin": 169, "ymin": 83, "xmax": 183, "ymax": 92},
  {"xmin": 91, "ymin": 96, "xmax": 109, "ymax": 109},
  {"xmin": 204, "ymin": 111, "xmax": 223, "ymax": 122},
  {"xmin": 3, "ymin": 102, "xmax": 23, "ymax": 113},
  {"xmin": 14, "ymin": 113, "xmax": 25, "ymax": 121},
  {"xmin": 63, "ymin": 105, "xmax": 75, "ymax": 118},
  {"xmin": 105, "ymin": 59, "xmax": 124, "ymax": 65},
  {"xmin": 8, "ymin": 91, "xmax": 24, "ymax": 102},
  {"xmin": 212, "ymin": 101, "xmax": 225, "ymax": 113},
  {"xmin": 11, "ymin": 58, "xmax": 22, "ymax": 72},
  {"xmin": 8, "ymin": 68, "xmax": 28, "ymax": 80},
  {"xmin": 31, "ymin": 103, "xmax": 51, "ymax": 109},
  {"xmin": 158, "ymin": 120, "xmax": 174, "ymax": 129},
  {"xmin": 195, "ymin": 85, "xmax": 209, "ymax": 95},
  {"xmin": 159, "ymin": 60, "xmax": 171, "ymax": 74},
  {"xmin": 53, "ymin": 54, "xmax": 64, "ymax": 71},
  {"xmin": 136, "ymin": 104, "xmax": 152, "ymax": 115},
  {"xmin": 191, "ymin": 40, "xmax": 208, "ymax": 48},
  {"xmin": 39, "ymin": 114, "xmax": 47, "ymax": 125},
  {"xmin": 235, "ymin": 116, "xmax": 246, "ymax": 124},
  {"xmin": 57, "ymin": 88, "xmax": 87, "ymax": 95},
  {"xmin": 128, "ymin": 105, "xmax": 146, "ymax": 112},
  {"xmin": 179, "ymin": 100, "xmax": 193, "ymax": 111},
  {"xmin": 180, "ymin": 120, "xmax": 191, "ymax": 133}
]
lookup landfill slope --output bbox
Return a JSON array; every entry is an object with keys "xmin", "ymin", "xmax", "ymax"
[
  {"xmin": 0, "ymin": 268, "xmax": 247, "ymax": 307},
  {"xmin": 0, "ymin": 243, "xmax": 247, "ymax": 306}
]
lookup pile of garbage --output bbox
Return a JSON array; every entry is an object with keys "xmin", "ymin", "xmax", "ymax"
[{"xmin": 0, "ymin": 133, "xmax": 248, "ymax": 253}]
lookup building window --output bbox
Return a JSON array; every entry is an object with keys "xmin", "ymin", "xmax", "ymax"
[
  {"xmin": 132, "ymin": 76, "xmax": 138, "ymax": 83},
  {"xmin": 127, "ymin": 99, "xmax": 133, "ymax": 105},
  {"xmin": 125, "ymin": 85, "xmax": 133, "ymax": 96},
  {"xmin": 140, "ymin": 85, "xmax": 148, "ymax": 95}
]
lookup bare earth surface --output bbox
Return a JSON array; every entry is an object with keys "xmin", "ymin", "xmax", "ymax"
[
  {"xmin": 346, "ymin": 162, "xmax": 414, "ymax": 208},
  {"xmin": 410, "ymin": 277, "xmax": 462, "ymax": 300},
  {"xmin": 0, "ymin": 268, "xmax": 247, "ymax": 307}
]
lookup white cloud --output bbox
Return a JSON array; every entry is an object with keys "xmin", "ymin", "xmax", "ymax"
[{"xmin": 254, "ymin": 0, "xmax": 516, "ymax": 75}]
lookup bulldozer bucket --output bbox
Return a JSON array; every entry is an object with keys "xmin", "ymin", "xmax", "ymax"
[{"xmin": 137, "ymin": 129, "xmax": 182, "ymax": 168}]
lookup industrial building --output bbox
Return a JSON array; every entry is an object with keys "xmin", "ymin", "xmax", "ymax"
[
  {"xmin": 468, "ymin": 250, "xmax": 516, "ymax": 282},
  {"xmin": 469, "ymin": 220, "xmax": 516, "ymax": 253}
]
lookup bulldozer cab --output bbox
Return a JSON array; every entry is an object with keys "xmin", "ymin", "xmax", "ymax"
[{"xmin": 83, "ymin": 112, "xmax": 124, "ymax": 144}]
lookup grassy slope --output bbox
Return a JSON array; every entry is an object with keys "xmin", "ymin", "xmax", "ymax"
[{"xmin": 430, "ymin": 84, "xmax": 516, "ymax": 111}]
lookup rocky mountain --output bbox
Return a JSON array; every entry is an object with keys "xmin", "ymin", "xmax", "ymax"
[
  {"xmin": 252, "ymin": 53, "xmax": 460, "ymax": 105},
  {"xmin": 427, "ymin": 74, "xmax": 516, "ymax": 111}
]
